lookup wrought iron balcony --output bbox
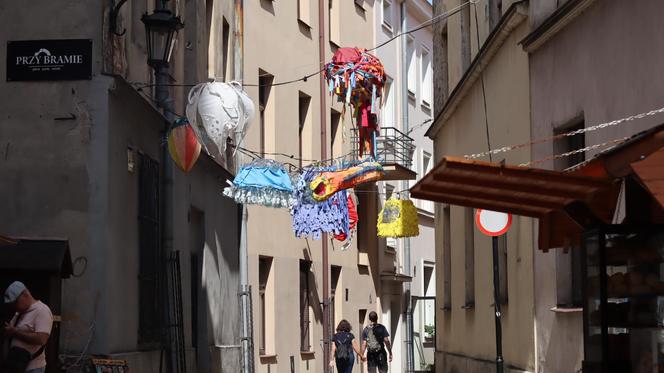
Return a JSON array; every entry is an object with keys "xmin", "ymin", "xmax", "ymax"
[{"xmin": 350, "ymin": 126, "xmax": 417, "ymax": 181}]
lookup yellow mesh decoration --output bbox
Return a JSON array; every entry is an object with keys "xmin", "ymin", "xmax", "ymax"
[{"xmin": 377, "ymin": 198, "xmax": 419, "ymax": 238}]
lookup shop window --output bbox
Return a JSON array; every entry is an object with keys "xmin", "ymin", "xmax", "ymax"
[
  {"xmin": 464, "ymin": 207, "xmax": 475, "ymax": 308},
  {"xmin": 299, "ymin": 260, "xmax": 312, "ymax": 351}
]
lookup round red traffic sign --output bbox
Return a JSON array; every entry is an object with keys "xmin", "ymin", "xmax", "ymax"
[{"xmin": 475, "ymin": 209, "xmax": 512, "ymax": 237}]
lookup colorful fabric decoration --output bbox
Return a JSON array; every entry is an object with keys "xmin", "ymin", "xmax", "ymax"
[
  {"xmin": 186, "ymin": 81, "xmax": 255, "ymax": 160},
  {"xmin": 167, "ymin": 118, "xmax": 201, "ymax": 172},
  {"xmin": 334, "ymin": 195, "xmax": 358, "ymax": 243},
  {"xmin": 309, "ymin": 161, "xmax": 384, "ymax": 202},
  {"xmin": 223, "ymin": 159, "xmax": 295, "ymax": 208},
  {"xmin": 291, "ymin": 168, "xmax": 350, "ymax": 240},
  {"xmin": 377, "ymin": 198, "xmax": 419, "ymax": 238},
  {"xmin": 325, "ymin": 48, "xmax": 385, "ymax": 157}
]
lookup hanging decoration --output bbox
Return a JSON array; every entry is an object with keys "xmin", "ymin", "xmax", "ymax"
[
  {"xmin": 334, "ymin": 194, "xmax": 359, "ymax": 243},
  {"xmin": 309, "ymin": 161, "xmax": 384, "ymax": 202},
  {"xmin": 186, "ymin": 81, "xmax": 255, "ymax": 160},
  {"xmin": 291, "ymin": 167, "xmax": 350, "ymax": 240},
  {"xmin": 377, "ymin": 198, "xmax": 419, "ymax": 238},
  {"xmin": 324, "ymin": 47, "xmax": 385, "ymax": 157},
  {"xmin": 223, "ymin": 159, "xmax": 296, "ymax": 208},
  {"xmin": 167, "ymin": 118, "xmax": 201, "ymax": 173}
]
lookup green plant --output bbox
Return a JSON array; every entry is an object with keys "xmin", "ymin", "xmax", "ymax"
[{"xmin": 424, "ymin": 324, "xmax": 435, "ymax": 337}]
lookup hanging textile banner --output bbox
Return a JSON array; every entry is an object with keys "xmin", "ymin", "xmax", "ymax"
[
  {"xmin": 291, "ymin": 167, "xmax": 350, "ymax": 240},
  {"xmin": 324, "ymin": 47, "xmax": 385, "ymax": 158},
  {"xmin": 186, "ymin": 81, "xmax": 255, "ymax": 160},
  {"xmin": 309, "ymin": 161, "xmax": 384, "ymax": 201},
  {"xmin": 377, "ymin": 198, "xmax": 419, "ymax": 238},
  {"xmin": 223, "ymin": 159, "xmax": 295, "ymax": 208},
  {"xmin": 167, "ymin": 118, "xmax": 201, "ymax": 173},
  {"xmin": 334, "ymin": 194, "xmax": 358, "ymax": 243}
]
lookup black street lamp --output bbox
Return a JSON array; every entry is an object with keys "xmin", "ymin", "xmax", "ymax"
[{"xmin": 141, "ymin": 7, "xmax": 183, "ymax": 68}]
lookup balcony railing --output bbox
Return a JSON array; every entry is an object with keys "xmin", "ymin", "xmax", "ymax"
[{"xmin": 350, "ymin": 126, "xmax": 416, "ymax": 171}]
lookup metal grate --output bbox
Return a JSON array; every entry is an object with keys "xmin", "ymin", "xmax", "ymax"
[
  {"xmin": 166, "ymin": 251, "xmax": 187, "ymax": 373},
  {"xmin": 350, "ymin": 127, "xmax": 415, "ymax": 169}
]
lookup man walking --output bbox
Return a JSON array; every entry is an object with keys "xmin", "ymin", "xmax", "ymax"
[
  {"xmin": 2, "ymin": 281, "xmax": 53, "ymax": 373},
  {"xmin": 361, "ymin": 311, "xmax": 392, "ymax": 373}
]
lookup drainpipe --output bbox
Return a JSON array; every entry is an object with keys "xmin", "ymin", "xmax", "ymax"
[
  {"xmin": 317, "ymin": 0, "xmax": 330, "ymax": 371},
  {"xmin": 400, "ymin": 2, "xmax": 415, "ymax": 373},
  {"xmin": 234, "ymin": 1, "xmax": 253, "ymax": 373}
]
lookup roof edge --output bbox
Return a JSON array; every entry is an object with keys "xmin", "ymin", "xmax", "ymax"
[
  {"xmin": 426, "ymin": 0, "xmax": 528, "ymax": 139},
  {"xmin": 520, "ymin": 0, "xmax": 596, "ymax": 52}
]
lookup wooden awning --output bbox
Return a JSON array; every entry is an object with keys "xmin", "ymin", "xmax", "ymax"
[{"xmin": 411, "ymin": 124, "xmax": 664, "ymax": 251}]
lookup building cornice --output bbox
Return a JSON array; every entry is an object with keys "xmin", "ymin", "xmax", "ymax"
[
  {"xmin": 520, "ymin": 0, "xmax": 596, "ymax": 53},
  {"xmin": 426, "ymin": 1, "xmax": 528, "ymax": 139}
]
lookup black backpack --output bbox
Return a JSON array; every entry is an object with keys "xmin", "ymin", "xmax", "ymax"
[{"xmin": 334, "ymin": 333, "xmax": 353, "ymax": 360}]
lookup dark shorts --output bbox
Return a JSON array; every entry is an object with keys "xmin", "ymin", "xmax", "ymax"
[{"xmin": 367, "ymin": 351, "xmax": 388, "ymax": 373}]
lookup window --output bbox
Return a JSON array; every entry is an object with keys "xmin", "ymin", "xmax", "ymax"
[
  {"xmin": 189, "ymin": 207, "xmax": 205, "ymax": 349},
  {"xmin": 330, "ymin": 109, "xmax": 342, "ymax": 160},
  {"xmin": 420, "ymin": 151, "xmax": 434, "ymax": 211},
  {"xmin": 382, "ymin": 76, "xmax": 395, "ymax": 127},
  {"xmin": 488, "ymin": 0, "xmax": 502, "ymax": 29},
  {"xmin": 384, "ymin": 184, "xmax": 397, "ymax": 250},
  {"xmin": 329, "ymin": 0, "xmax": 341, "ymax": 46},
  {"xmin": 259, "ymin": 257, "xmax": 273, "ymax": 355},
  {"xmin": 206, "ymin": 0, "xmax": 214, "ymax": 78},
  {"xmin": 554, "ymin": 121, "xmax": 585, "ymax": 308},
  {"xmin": 406, "ymin": 36, "xmax": 416, "ymax": 97},
  {"xmin": 331, "ymin": 266, "xmax": 341, "ymax": 330},
  {"xmin": 460, "ymin": 3, "xmax": 471, "ymax": 72},
  {"xmin": 138, "ymin": 153, "xmax": 160, "ymax": 344},
  {"xmin": 421, "ymin": 46, "xmax": 432, "ymax": 108},
  {"xmin": 298, "ymin": 92, "xmax": 311, "ymax": 168},
  {"xmin": 298, "ymin": 0, "xmax": 311, "ymax": 26},
  {"xmin": 442, "ymin": 205, "xmax": 452, "ymax": 309},
  {"xmin": 222, "ymin": 18, "xmax": 230, "ymax": 80},
  {"xmin": 258, "ymin": 70, "xmax": 274, "ymax": 157},
  {"xmin": 299, "ymin": 260, "xmax": 312, "ymax": 351},
  {"xmin": 382, "ymin": 0, "xmax": 393, "ymax": 31},
  {"xmin": 423, "ymin": 264, "xmax": 435, "ymax": 326},
  {"xmin": 464, "ymin": 207, "xmax": 475, "ymax": 307}
]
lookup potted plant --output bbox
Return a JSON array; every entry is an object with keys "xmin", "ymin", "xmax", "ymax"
[{"xmin": 424, "ymin": 324, "xmax": 435, "ymax": 342}]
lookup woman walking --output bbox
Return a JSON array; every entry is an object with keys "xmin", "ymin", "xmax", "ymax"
[{"xmin": 330, "ymin": 319, "xmax": 365, "ymax": 373}]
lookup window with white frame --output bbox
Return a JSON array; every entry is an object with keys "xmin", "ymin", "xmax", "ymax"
[
  {"xmin": 407, "ymin": 36, "xmax": 416, "ymax": 96},
  {"xmin": 421, "ymin": 46, "xmax": 432, "ymax": 107},
  {"xmin": 421, "ymin": 151, "xmax": 434, "ymax": 212},
  {"xmin": 382, "ymin": 0, "xmax": 393, "ymax": 31},
  {"xmin": 382, "ymin": 76, "xmax": 395, "ymax": 127}
]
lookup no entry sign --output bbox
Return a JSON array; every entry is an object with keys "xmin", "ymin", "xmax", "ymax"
[{"xmin": 475, "ymin": 209, "xmax": 512, "ymax": 237}]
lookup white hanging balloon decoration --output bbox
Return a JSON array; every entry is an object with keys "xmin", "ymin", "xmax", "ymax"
[{"xmin": 186, "ymin": 81, "xmax": 255, "ymax": 160}]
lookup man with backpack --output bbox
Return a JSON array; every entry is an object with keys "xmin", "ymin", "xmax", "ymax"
[{"xmin": 361, "ymin": 311, "xmax": 392, "ymax": 373}]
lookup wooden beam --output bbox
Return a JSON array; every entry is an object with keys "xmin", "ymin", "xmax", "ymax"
[
  {"xmin": 419, "ymin": 181, "xmax": 567, "ymax": 210},
  {"xmin": 410, "ymin": 189, "xmax": 548, "ymax": 217}
]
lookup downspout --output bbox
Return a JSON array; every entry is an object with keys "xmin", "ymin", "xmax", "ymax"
[
  {"xmin": 234, "ymin": 1, "xmax": 253, "ymax": 373},
  {"xmin": 400, "ymin": 2, "xmax": 415, "ymax": 373},
  {"xmin": 317, "ymin": 0, "xmax": 330, "ymax": 371}
]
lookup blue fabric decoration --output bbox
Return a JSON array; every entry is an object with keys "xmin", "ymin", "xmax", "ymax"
[
  {"xmin": 223, "ymin": 160, "xmax": 296, "ymax": 208},
  {"xmin": 291, "ymin": 167, "xmax": 350, "ymax": 240}
]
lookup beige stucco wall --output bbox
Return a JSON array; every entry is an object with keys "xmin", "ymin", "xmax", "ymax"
[
  {"xmin": 242, "ymin": 1, "xmax": 391, "ymax": 372},
  {"xmin": 432, "ymin": 19, "xmax": 535, "ymax": 372}
]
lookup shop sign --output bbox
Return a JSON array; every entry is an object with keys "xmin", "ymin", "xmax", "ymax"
[{"xmin": 6, "ymin": 39, "xmax": 92, "ymax": 81}]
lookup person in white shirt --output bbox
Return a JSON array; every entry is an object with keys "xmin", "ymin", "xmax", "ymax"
[{"xmin": 3, "ymin": 281, "xmax": 53, "ymax": 373}]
